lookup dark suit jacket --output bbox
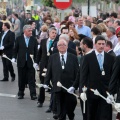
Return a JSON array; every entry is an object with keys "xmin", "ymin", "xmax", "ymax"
[
  {"xmin": 73, "ymin": 56, "xmax": 84, "ymax": 89},
  {"xmin": 80, "ymin": 51, "xmax": 114, "ymax": 98},
  {"xmin": 0, "ymin": 30, "xmax": 15, "ymax": 56},
  {"xmin": 36, "ymin": 38, "xmax": 57, "ymax": 73},
  {"xmin": 13, "ymin": 35, "xmax": 38, "ymax": 68},
  {"xmin": 108, "ymin": 50, "xmax": 116, "ymax": 57},
  {"xmin": 109, "ymin": 56, "xmax": 120, "ymax": 102},
  {"xmin": 44, "ymin": 52, "xmax": 79, "ymax": 93},
  {"xmin": 53, "ymin": 47, "xmax": 77, "ymax": 56},
  {"xmin": 0, "ymin": 21, "xmax": 3, "ymax": 33}
]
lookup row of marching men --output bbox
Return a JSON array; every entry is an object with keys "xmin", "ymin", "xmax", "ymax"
[{"xmin": 0, "ymin": 22, "xmax": 120, "ymax": 120}]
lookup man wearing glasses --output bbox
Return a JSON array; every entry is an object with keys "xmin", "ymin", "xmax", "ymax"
[{"xmin": 44, "ymin": 38, "xmax": 79, "ymax": 120}]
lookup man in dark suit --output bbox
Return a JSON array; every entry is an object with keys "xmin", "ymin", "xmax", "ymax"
[
  {"xmin": 104, "ymin": 40, "xmax": 116, "ymax": 57},
  {"xmin": 0, "ymin": 21, "xmax": 3, "ymax": 37},
  {"xmin": 68, "ymin": 37, "xmax": 93, "ymax": 120},
  {"xmin": 0, "ymin": 22, "xmax": 15, "ymax": 81},
  {"xmin": 107, "ymin": 55, "xmax": 120, "ymax": 119},
  {"xmin": 36, "ymin": 27, "xmax": 57, "ymax": 107},
  {"xmin": 79, "ymin": 35, "xmax": 114, "ymax": 120},
  {"xmin": 44, "ymin": 39, "xmax": 79, "ymax": 120},
  {"xmin": 12, "ymin": 25, "xmax": 38, "ymax": 100}
]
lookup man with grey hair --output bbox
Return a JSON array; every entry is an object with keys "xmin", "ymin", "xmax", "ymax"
[
  {"xmin": 75, "ymin": 17, "xmax": 92, "ymax": 38},
  {"xmin": 11, "ymin": 24, "xmax": 38, "ymax": 100},
  {"xmin": 44, "ymin": 38, "xmax": 79, "ymax": 120},
  {"xmin": 54, "ymin": 33, "xmax": 76, "ymax": 50},
  {"xmin": 53, "ymin": 34, "xmax": 77, "ymax": 55},
  {"xmin": 36, "ymin": 27, "xmax": 57, "ymax": 108},
  {"xmin": 106, "ymin": 27, "xmax": 118, "ymax": 48}
]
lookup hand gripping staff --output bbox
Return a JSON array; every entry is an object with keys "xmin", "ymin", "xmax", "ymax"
[
  {"xmin": 36, "ymin": 83, "xmax": 51, "ymax": 90},
  {"xmin": 57, "ymin": 81, "xmax": 79, "ymax": 98},
  {"xmin": 2, "ymin": 54, "xmax": 17, "ymax": 64},
  {"xmin": 30, "ymin": 54, "xmax": 40, "ymax": 83},
  {"xmin": 80, "ymin": 86, "xmax": 87, "ymax": 113},
  {"xmin": 90, "ymin": 89, "xmax": 120, "ymax": 113}
]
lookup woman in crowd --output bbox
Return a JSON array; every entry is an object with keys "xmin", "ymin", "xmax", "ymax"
[
  {"xmin": 68, "ymin": 27, "xmax": 80, "ymax": 42},
  {"xmin": 66, "ymin": 21, "xmax": 75, "ymax": 30}
]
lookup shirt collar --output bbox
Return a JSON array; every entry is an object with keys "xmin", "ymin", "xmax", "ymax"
[
  {"xmin": 86, "ymin": 49, "xmax": 93, "ymax": 55},
  {"xmin": 110, "ymin": 35, "xmax": 115, "ymax": 40},
  {"xmin": 59, "ymin": 51, "xmax": 67, "ymax": 58},
  {"xmin": 48, "ymin": 38, "xmax": 54, "ymax": 42},
  {"xmin": 24, "ymin": 35, "xmax": 30, "ymax": 40},
  {"xmin": 95, "ymin": 50, "xmax": 104, "ymax": 56},
  {"xmin": 107, "ymin": 49, "xmax": 113, "ymax": 53},
  {"xmin": 4, "ymin": 30, "xmax": 9, "ymax": 34}
]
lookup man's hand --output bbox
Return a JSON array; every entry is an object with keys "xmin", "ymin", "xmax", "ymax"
[
  {"xmin": 43, "ymin": 84, "xmax": 49, "ymax": 89},
  {"xmin": 11, "ymin": 58, "xmax": 16, "ymax": 63},
  {"xmin": 106, "ymin": 95, "xmax": 114, "ymax": 104},
  {"xmin": 80, "ymin": 93, "xmax": 87, "ymax": 101},
  {"xmin": 33, "ymin": 63, "xmax": 39, "ymax": 70},
  {"xmin": 67, "ymin": 87, "xmax": 75, "ymax": 94},
  {"xmin": 0, "ymin": 46, "xmax": 4, "ymax": 50}
]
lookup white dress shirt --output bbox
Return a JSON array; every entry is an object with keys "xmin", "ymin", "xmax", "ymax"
[
  {"xmin": 46, "ymin": 38, "xmax": 54, "ymax": 52},
  {"xmin": 59, "ymin": 51, "xmax": 67, "ymax": 63},
  {"xmin": 95, "ymin": 50, "xmax": 104, "ymax": 70},
  {"xmin": 113, "ymin": 42, "xmax": 120, "ymax": 56},
  {"xmin": 0, "ymin": 30, "xmax": 9, "ymax": 47}
]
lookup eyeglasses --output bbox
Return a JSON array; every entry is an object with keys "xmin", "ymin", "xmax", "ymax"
[{"xmin": 58, "ymin": 44, "xmax": 67, "ymax": 47}]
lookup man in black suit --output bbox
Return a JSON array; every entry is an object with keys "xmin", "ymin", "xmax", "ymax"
[
  {"xmin": 104, "ymin": 40, "xmax": 116, "ymax": 57},
  {"xmin": 12, "ymin": 25, "xmax": 38, "ymax": 100},
  {"xmin": 36, "ymin": 27, "xmax": 57, "ymax": 107},
  {"xmin": 0, "ymin": 21, "xmax": 3, "ymax": 37},
  {"xmin": 79, "ymin": 35, "xmax": 114, "ymax": 120},
  {"xmin": 44, "ymin": 39, "xmax": 79, "ymax": 120},
  {"xmin": 68, "ymin": 37, "xmax": 93, "ymax": 120},
  {"xmin": 107, "ymin": 55, "xmax": 120, "ymax": 119},
  {"xmin": 0, "ymin": 22, "xmax": 15, "ymax": 81}
]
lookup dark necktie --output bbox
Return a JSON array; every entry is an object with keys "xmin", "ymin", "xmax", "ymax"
[
  {"xmin": 48, "ymin": 40, "xmax": 53, "ymax": 50},
  {"xmin": 61, "ymin": 55, "xmax": 65, "ymax": 67}
]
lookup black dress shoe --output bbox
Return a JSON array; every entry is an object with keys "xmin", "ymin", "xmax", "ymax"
[
  {"xmin": 46, "ymin": 108, "xmax": 52, "ymax": 113},
  {"xmin": 11, "ymin": 76, "xmax": 15, "ymax": 81},
  {"xmin": 0, "ymin": 79, "xmax": 8, "ymax": 81},
  {"xmin": 18, "ymin": 96, "xmax": 24, "ymax": 99},
  {"xmin": 31, "ymin": 96, "xmax": 37, "ymax": 100},
  {"xmin": 53, "ymin": 114, "xmax": 58, "ymax": 119},
  {"xmin": 37, "ymin": 102, "xmax": 43, "ymax": 107}
]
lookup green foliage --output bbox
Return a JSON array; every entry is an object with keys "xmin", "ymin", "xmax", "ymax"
[{"xmin": 42, "ymin": 0, "xmax": 54, "ymax": 7}]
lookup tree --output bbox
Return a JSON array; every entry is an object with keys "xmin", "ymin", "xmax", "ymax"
[{"xmin": 42, "ymin": 0, "xmax": 55, "ymax": 7}]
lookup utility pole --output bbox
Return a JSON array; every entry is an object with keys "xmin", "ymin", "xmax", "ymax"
[{"xmin": 88, "ymin": 0, "xmax": 90, "ymax": 15}]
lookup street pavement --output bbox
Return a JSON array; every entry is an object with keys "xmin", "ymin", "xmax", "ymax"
[{"xmin": 0, "ymin": 58, "xmax": 116, "ymax": 120}]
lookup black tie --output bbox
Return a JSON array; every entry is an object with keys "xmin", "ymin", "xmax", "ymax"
[{"xmin": 61, "ymin": 55, "xmax": 65, "ymax": 67}]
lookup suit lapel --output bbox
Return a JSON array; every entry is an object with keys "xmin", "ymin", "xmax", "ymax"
[
  {"xmin": 28, "ymin": 37, "xmax": 32, "ymax": 48},
  {"xmin": 22, "ymin": 35, "xmax": 27, "ymax": 48},
  {"xmin": 103, "ymin": 52, "xmax": 107, "ymax": 69},
  {"xmin": 64, "ymin": 53, "xmax": 71, "ymax": 70},
  {"xmin": 56, "ymin": 53, "xmax": 62, "ymax": 70},
  {"xmin": 92, "ymin": 51, "xmax": 101, "ymax": 72},
  {"xmin": 1, "ymin": 30, "xmax": 10, "ymax": 43}
]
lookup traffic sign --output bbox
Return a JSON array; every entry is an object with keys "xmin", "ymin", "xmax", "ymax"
[{"xmin": 54, "ymin": 0, "xmax": 72, "ymax": 10}]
